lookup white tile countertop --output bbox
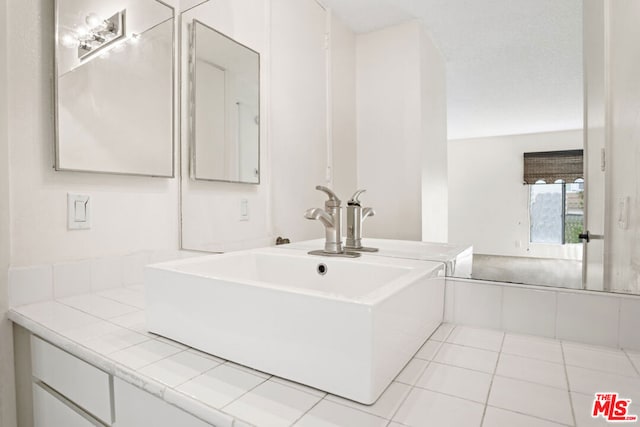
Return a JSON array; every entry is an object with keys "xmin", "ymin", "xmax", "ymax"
[{"xmin": 9, "ymin": 286, "xmax": 640, "ymax": 427}]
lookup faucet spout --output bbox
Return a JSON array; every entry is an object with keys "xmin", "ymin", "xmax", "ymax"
[
  {"xmin": 304, "ymin": 208, "xmax": 334, "ymax": 229},
  {"xmin": 362, "ymin": 207, "xmax": 376, "ymax": 220}
]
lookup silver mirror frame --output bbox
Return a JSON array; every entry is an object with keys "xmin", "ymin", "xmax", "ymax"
[
  {"xmin": 52, "ymin": 0, "xmax": 177, "ymax": 178},
  {"xmin": 189, "ymin": 19, "xmax": 261, "ymax": 185}
]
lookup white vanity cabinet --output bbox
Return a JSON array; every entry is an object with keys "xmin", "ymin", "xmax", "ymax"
[
  {"xmin": 33, "ymin": 383, "xmax": 99, "ymax": 427},
  {"xmin": 114, "ymin": 379, "xmax": 211, "ymax": 427},
  {"xmin": 31, "ymin": 336, "xmax": 112, "ymax": 426},
  {"xmin": 28, "ymin": 335, "xmax": 213, "ymax": 427}
]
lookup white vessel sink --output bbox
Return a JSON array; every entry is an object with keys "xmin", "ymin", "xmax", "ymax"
[
  {"xmin": 285, "ymin": 238, "xmax": 473, "ymax": 278},
  {"xmin": 145, "ymin": 247, "xmax": 445, "ymax": 404}
]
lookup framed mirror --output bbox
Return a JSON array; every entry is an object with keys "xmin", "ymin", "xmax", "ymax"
[
  {"xmin": 54, "ymin": 0, "xmax": 175, "ymax": 177},
  {"xmin": 190, "ymin": 20, "xmax": 260, "ymax": 184}
]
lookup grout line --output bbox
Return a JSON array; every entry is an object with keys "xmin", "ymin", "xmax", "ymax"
[
  {"xmin": 322, "ymin": 393, "xmax": 398, "ymax": 423},
  {"xmin": 484, "ymin": 404, "xmax": 574, "ymax": 427},
  {"xmin": 288, "ymin": 396, "xmax": 325, "ymax": 426},
  {"xmin": 623, "ymin": 350, "xmax": 640, "ymax": 377},
  {"xmin": 480, "ymin": 332, "xmax": 505, "ymax": 426},
  {"xmin": 560, "ymin": 341, "xmax": 577, "ymax": 427}
]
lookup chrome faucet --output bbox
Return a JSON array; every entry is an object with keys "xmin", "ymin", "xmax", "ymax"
[
  {"xmin": 345, "ymin": 190, "xmax": 378, "ymax": 252},
  {"xmin": 304, "ymin": 186, "xmax": 360, "ymax": 258}
]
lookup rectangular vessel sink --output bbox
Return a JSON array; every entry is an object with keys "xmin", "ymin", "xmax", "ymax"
[
  {"xmin": 285, "ymin": 238, "xmax": 473, "ymax": 278},
  {"xmin": 145, "ymin": 247, "xmax": 445, "ymax": 404}
]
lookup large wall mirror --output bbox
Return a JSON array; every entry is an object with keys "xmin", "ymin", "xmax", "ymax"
[
  {"xmin": 54, "ymin": 0, "xmax": 175, "ymax": 177},
  {"xmin": 190, "ymin": 20, "xmax": 260, "ymax": 184}
]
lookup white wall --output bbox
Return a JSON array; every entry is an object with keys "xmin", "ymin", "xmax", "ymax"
[
  {"xmin": 7, "ymin": 0, "xmax": 179, "ymax": 267},
  {"xmin": 329, "ymin": 12, "xmax": 357, "ymax": 201},
  {"xmin": 420, "ymin": 27, "xmax": 448, "ymax": 243},
  {"xmin": 180, "ymin": 0, "xmax": 273, "ymax": 252},
  {"xmin": 583, "ymin": 0, "xmax": 607, "ymax": 291},
  {"xmin": 270, "ymin": 0, "xmax": 328, "ymax": 242},
  {"xmin": 448, "ymin": 130, "xmax": 584, "ymax": 259},
  {"xmin": 606, "ymin": 0, "xmax": 640, "ymax": 294},
  {"xmin": 0, "ymin": 0, "xmax": 17, "ymax": 423},
  {"xmin": 356, "ymin": 21, "xmax": 447, "ymax": 242}
]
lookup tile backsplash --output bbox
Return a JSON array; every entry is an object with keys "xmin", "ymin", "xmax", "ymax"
[
  {"xmin": 445, "ymin": 279, "xmax": 640, "ymax": 352},
  {"xmin": 8, "ymin": 250, "xmax": 205, "ymax": 308}
]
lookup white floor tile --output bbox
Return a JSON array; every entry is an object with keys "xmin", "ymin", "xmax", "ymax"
[
  {"xmin": 177, "ymin": 364, "xmax": 267, "ymax": 408},
  {"xmin": 502, "ymin": 334, "xmax": 564, "ymax": 364},
  {"xmin": 224, "ymin": 361, "xmax": 271, "ymax": 380},
  {"xmin": 139, "ymin": 350, "xmax": 221, "ymax": 387},
  {"xmin": 155, "ymin": 336, "xmax": 189, "ymax": 350},
  {"xmin": 430, "ymin": 323, "xmax": 455, "ymax": 341},
  {"xmin": 109, "ymin": 339, "xmax": 182, "ymax": 370},
  {"xmin": 488, "ymin": 376, "xmax": 573, "ymax": 425},
  {"xmin": 629, "ymin": 353, "xmax": 640, "ymax": 373},
  {"xmin": 97, "ymin": 288, "xmax": 142, "ymax": 308},
  {"xmin": 496, "ymin": 353, "xmax": 567, "ymax": 389},
  {"xmin": 446, "ymin": 326, "xmax": 504, "ymax": 351},
  {"xmin": 268, "ymin": 377, "xmax": 326, "ymax": 399},
  {"xmin": 224, "ymin": 380, "xmax": 322, "ymax": 426},
  {"xmin": 394, "ymin": 387, "xmax": 484, "ymax": 427},
  {"xmin": 17, "ymin": 301, "xmax": 101, "ymax": 333},
  {"xmin": 566, "ymin": 365, "xmax": 640, "ymax": 402},
  {"xmin": 433, "ymin": 343, "xmax": 499, "ymax": 373},
  {"xmin": 563, "ymin": 342, "xmax": 638, "ymax": 377},
  {"xmin": 295, "ymin": 400, "xmax": 388, "ymax": 427},
  {"xmin": 482, "ymin": 407, "xmax": 567, "ymax": 427},
  {"xmin": 109, "ymin": 311, "xmax": 147, "ymax": 332},
  {"xmin": 58, "ymin": 294, "xmax": 138, "ymax": 319},
  {"xmin": 414, "ymin": 340, "xmax": 442, "ymax": 360},
  {"xmin": 395, "ymin": 358, "xmax": 429, "ymax": 386},
  {"xmin": 415, "ymin": 362, "xmax": 491, "ymax": 403},
  {"xmin": 326, "ymin": 382, "xmax": 410, "ymax": 420},
  {"xmin": 82, "ymin": 327, "xmax": 150, "ymax": 354},
  {"xmin": 65, "ymin": 320, "xmax": 122, "ymax": 343}
]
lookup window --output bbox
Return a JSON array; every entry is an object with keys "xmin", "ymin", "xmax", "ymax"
[
  {"xmin": 529, "ymin": 179, "xmax": 584, "ymax": 244},
  {"xmin": 523, "ymin": 149, "xmax": 584, "ymax": 245}
]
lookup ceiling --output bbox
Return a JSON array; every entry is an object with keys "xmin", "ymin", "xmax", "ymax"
[{"xmin": 322, "ymin": 0, "xmax": 584, "ymax": 140}]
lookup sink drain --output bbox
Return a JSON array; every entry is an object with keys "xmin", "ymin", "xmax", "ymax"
[{"xmin": 317, "ymin": 263, "xmax": 328, "ymax": 276}]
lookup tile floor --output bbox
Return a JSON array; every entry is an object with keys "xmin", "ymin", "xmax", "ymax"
[{"xmin": 12, "ymin": 288, "xmax": 640, "ymax": 427}]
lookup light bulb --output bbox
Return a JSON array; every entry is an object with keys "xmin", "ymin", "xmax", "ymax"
[
  {"xmin": 61, "ymin": 33, "xmax": 80, "ymax": 49},
  {"xmin": 129, "ymin": 33, "xmax": 141, "ymax": 44},
  {"xmin": 85, "ymin": 13, "xmax": 104, "ymax": 29},
  {"xmin": 74, "ymin": 25, "xmax": 89, "ymax": 38}
]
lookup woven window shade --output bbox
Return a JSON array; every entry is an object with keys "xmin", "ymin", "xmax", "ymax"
[{"xmin": 523, "ymin": 149, "xmax": 584, "ymax": 184}]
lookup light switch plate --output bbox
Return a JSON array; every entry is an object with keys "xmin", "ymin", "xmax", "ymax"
[
  {"xmin": 240, "ymin": 199, "xmax": 249, "ymax": 221},
  {"xmin": 68, "ymin": 193, "xmax": 91, "ymax": 230}
]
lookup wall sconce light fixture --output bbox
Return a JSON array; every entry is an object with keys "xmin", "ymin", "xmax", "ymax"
[{"xmin": 61, "ymin": 10, "xmax": 126, "ymax": 60}]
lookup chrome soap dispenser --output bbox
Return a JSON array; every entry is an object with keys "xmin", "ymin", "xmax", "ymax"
[{"xmin": 345, "ymin": 190, "xmax": 378, "ymax": 252}]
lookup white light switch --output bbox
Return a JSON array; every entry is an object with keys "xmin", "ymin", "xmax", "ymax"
[
  {"xmin": 74, "ymin": 200, "xmax": 87, "ymax": 222},
  {"xmin": 68, "ymin": 193, "xmax": 91, "ymax": 230},
  {"xmin": 240, "ymin": 199, "xmax": 249, "ymax": 221}
]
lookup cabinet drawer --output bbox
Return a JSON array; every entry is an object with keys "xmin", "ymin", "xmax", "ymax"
[
  {"xmin": 114, "ymin": 378, "xmax": 211, "ymax": 427},
  {"xmin": 31, "ymin": 336, "xmax": 113, "ymax": 425},
  {"xmin": 33, "ymin": 383, "xmax": 99, "ymax": 427}
]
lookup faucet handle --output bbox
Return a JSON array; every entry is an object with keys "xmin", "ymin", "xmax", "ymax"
[
  {"xmin": 315, "ymin": 185, "xmax": 341, "ymax": 206},
  {"xmin": 348, "ymin": 189, "xmax": 366, "ymax": 206}
]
